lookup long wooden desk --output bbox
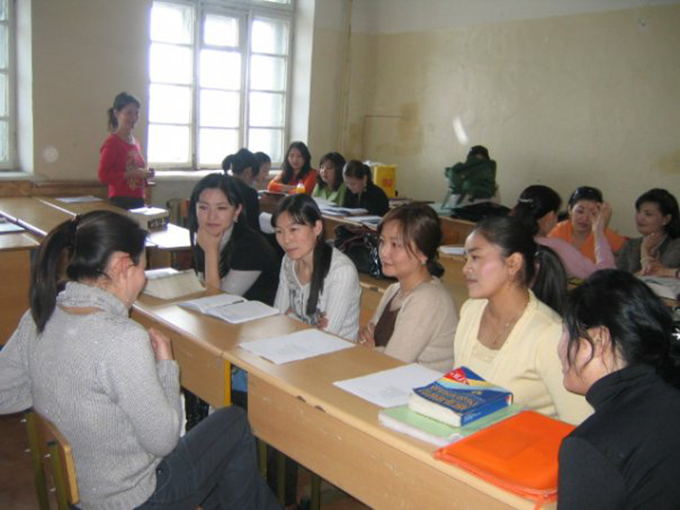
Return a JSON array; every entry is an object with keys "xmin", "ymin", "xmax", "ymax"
[{"xmin": 131, "ymin": 293, "xmax": 550, "ymax": 509}]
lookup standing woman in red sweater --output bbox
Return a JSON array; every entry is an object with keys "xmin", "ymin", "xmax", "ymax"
[
  {"xmin": 266, "ymin": 141, "xmax": 317, "ymax": 194},
  {"xmin": 98, "ymin": 92, "xmax": 154, "ymax": 210}
]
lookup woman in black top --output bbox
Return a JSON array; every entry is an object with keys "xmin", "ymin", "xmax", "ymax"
[
  {"xmin": 558, "ymin": 269, "xmax": 680, "ymax": 509},
  {"xmin": 222, "ymin": 148, "xmax": 261, "ymax": 233},
  {"xmin": 188, "ymin": 173, "xmax": 279, "ymax": 305},
  {"xmin": 342, "ymin": 160, "xmax": 389, "ymax": 216}
]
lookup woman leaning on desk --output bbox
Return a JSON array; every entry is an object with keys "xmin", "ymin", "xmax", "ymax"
[
  {"xmin": 358, "ymin": 204, "xmax": 458, "ymax": 372},
  {"xmin": 97, "ymin": 92, "xmax": 154, "ymax": 210},
  {"xmin": 557, "ymin": 270, "xmax": 680, "ymax": 509},
  {"xmin": 0, "ymin": 211, "xmax": 278, "ymax": 509},
  {"xmin": 342, "ymin": 160, "xmax": 390, "ymax": 216},
  {"xmin": 455, "ymin": 216, "xmax": 592, "ymax": 425},
  {"xmin": 616, "ymin": 188, "xmax": 680, "ymax": 277}
]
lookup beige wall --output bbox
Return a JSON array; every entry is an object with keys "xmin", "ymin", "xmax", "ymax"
[{"xmin": 341, "ymin": 4, "xmax": 680, "ymax": 235}]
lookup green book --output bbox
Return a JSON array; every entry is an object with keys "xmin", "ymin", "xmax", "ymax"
[{"xmin": 379, "ymin": 404, "xmax": 523, "ymax": 447}]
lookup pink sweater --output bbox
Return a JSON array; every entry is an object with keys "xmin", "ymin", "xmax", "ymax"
[{"xmin": 538, "ymin": 236, "xmax": 615, "ymax": 279}]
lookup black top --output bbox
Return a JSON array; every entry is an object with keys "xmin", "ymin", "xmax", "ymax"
[
  {"xmin": 233, "ymin": 178, "xmax": 261, "ymax": 233},
  {"xmin": 195, "ymin": 227, "xmax": 280, "ymax": 305},
  {"xmin": 558, "ymin": 364, "xmax": 680, "ymax": 510},
  {"xmin": 342, "ymin": 181, "xmax": 389, "ymax": 216}
]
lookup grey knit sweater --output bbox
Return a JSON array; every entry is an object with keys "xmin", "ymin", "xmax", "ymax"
[{"xmin": 0, "ymin": 282, "xmax": 182, "ymax": 509}]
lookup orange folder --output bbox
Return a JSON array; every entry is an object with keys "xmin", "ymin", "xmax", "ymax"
[{"xmin": 434, "ymin": 411, "xmax": 575, "ymax": 506}]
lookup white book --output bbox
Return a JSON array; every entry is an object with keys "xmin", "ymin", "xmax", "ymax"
[
  {"xmin": 239, "ymin": 329, "xmax": 353, "ymax": 364},
  {"xmin": 56, "ymin": 195, "xmax": 103, "ymax": 203},
  {"xmin": 179, "ymin": 293, "xmax": 245, "ymax": 313},
  {"xmin": 639, "ymin": 276, "xmax": 680, "ymax": 301},
  {"xmin": 333, "ymin": 364, "xmax": 442, "ymax": 408},
  {"xmin": 143, "ymin": 269, "xmax": 205, "ymax": 300},
  {"xmin": 439, "ymin": 245, "xmax": 466, "ymax": 256},
  {"xmin": 206, "ymin": 301, "xmax": 279, "ymax": 324},
  {"xmin": 345, "ymin": 215, "xmax": 382, "ymax": 227}
]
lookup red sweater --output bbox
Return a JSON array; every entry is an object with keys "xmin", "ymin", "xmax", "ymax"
[
  {"xmin": 267, "ymin": 169, "xmax": 318, "ymax": 194},
  {"xmin": 98, "ymin": 134, "xmax": 147, "ymax": 199}
]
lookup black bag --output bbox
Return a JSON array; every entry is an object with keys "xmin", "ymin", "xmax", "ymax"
[
  {"xmin": 449, "ymin": 201, "xmax": 510, "ymax": 222},
  {"xmin": 334, "ymin": 225, "xmax": 391, "ymax": 279}
]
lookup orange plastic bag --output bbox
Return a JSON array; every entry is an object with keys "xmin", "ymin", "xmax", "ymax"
[{"xmin": 434, "ymin": 411, "xmax": 575, "ymax": 507}]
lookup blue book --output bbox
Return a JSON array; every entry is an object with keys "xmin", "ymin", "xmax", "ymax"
[{"xmin": 408, "ymin": 367, "xmax": 513, "ymax": 427}]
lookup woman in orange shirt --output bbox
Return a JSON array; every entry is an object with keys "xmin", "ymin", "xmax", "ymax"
[
  {"xmin": 267, "ymin": 141, "xmax": 317, "ymax": 194},
  {"xmin": 548, "ymin": 186, "xmax": 626, "ymax": 263}
]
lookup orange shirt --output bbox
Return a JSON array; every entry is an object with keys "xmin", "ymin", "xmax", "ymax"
[
  {"xmin": 548, "ymin": 220, "xmax": 627, "ymax": 263},
  {"xmin": 267, "ymin": 169, "xmax": 318, "ymax": 194}
]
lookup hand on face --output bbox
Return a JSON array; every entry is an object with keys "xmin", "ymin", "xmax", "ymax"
[
  {"xmin": 196, "ymin": 225, "xmax": 222, "ymax": 254},
  {"xmin": 591, "ymin": 201, "xmax": 612, "ymax": 233},
  {"xmin": 641, "ymin": 231, "xmax": 665, "ymax": 255}
]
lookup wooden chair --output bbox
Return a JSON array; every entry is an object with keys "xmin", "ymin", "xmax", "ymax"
[{"xmin": 25, "ymin": 410, "xmax": 79, "ymax": 510}]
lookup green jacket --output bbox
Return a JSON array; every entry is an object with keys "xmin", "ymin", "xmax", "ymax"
[{"xmin": 445, "ymin": 157, "xmax": 497, "ymax": 205}]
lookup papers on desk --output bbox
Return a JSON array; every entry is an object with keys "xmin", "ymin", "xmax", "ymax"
[
  {"xmin": 259, "ymin": 212, "xmax": 275, "ymax": 234},
  {"xmin": 439, "ymin": 245, "xmax": 466, "ymax": 256},
  {"xmin": 334, "ymin": 364, "xmax": 442, "ymax": 408},
  {"xmin": 143, "ymin": 269, "xmax": 206, "ymax": 299},
  {"xmin": 179, "ymin": 293, "xmax": 279, "ymax": 324},
  {"xmin": 344, "ymin": 215, "xmax": 382, "ymax": 228},
  {"xmin": 56, "ymin": 196, "xmax": 103, "ymax": 203},
  {"xmin": 240, "ymin": 329, "xmax": 354, "ymax": 364},
  {"xmin": 639, "ymin": 276, "xmax": 680, "ymax": 300},
  {"xmin": 315, "ymin": 200, "xmax": 369, "ymax": 217},
  {"xmin": 0, "ymin": 222, "xmax": 25, "ymax": 234}
]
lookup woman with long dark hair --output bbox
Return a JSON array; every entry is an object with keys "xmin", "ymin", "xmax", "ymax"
[
  {"xmin": 222, "ymin": 148, "xmax": 261, "ymax": 232},
  {"xmin": 455, "ymin": 216, "xmax": 591, "ymax": 424},
  {"xmin": 267, "ymin": 141, "xmax": 317, "ymax": 194},
  {"xmin": 0, "ymin": 211, "xmax": 277, "ymax": 509},
  {"xmin": 510, "ymin": 185, "xmax": 615, "ymax": 279},
  {"xmin": 558, "ymin": 269, "xmax": 680, "ymax": 509},
  {"xmin": 358, "ymin": 204, "xmax": 458, "ymax": 371},
  {"xmin": 97, "ymin": 92, "xmax": 153, "ymax": 209},
  {"xmin": 312, "ymin": 152, "xmax": 347, "ymax": 205},
  {"xmin": 272, "ymin": 194, "xmax": 360, "ymax": 340}
]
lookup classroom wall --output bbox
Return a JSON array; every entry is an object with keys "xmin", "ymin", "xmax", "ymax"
[{"xmin": 337, "ymin": 2, "xmax": 680, "ymax": 235}]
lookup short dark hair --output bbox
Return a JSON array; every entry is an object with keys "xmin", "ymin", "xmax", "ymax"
[
  {"xmin": 378, "ymin": 204, "xmax": 444, "ymax": 278},
  {"xmin": 343, "ymin": 160, "xmax": 373, "ymax": 183},
  {"xmin": 317, "ymin": 152, "xmax": 347, "ymax": 191},
  {"xmin": 568, "ymin": 186, "xmax": 603, "ymax": 209},
  {"xmin": 468, "ymin": 145, "xmax": 490, "ymax": 160},
  {"xmin": 635, "ymin": 188, "xmax": 680, "ymax": 238},
  {"xmin": 563, "ymin": 269, "xmax": 680, "ymax": 388}
]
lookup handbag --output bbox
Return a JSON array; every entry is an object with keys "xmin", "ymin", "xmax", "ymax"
[{"xmin": 334, "ymin": 224, "xmax": 389, "ymax": 279}]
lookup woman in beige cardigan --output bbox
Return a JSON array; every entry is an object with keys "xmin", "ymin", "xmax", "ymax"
[
  {"xmin": 456, "ymin": 216, "xmax": 592, "ymax": 425},
  {"xmin": 358, "ymin": 204, "xmax": 458, "ymax": 372}
]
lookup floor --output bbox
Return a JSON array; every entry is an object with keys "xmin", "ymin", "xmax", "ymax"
[{"xmin": 0, "ymin": 412, "xmax": 368, "ymax": 510}]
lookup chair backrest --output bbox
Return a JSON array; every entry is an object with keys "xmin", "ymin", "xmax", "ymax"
[{"xmin": 26, "ymin": 410, "xmax": 80, "ymax": 509}]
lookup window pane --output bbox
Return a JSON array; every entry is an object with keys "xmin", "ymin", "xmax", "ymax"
[
  {"xmin": 149, "ymin": 84, "xmax": 191, "ymax": 124},
  {"xmin": 249, "ymin": 92, "xmax": 284, "ymax": 128},
  {"xmin": 251, "ymin": 19, "xmax": 288, "ymax": 55},
  {"xmin": 0, "ymin": 120, "xmax": 6, "ymax": 162},
  {"xmin": 249, "ymin": 129, "xmax": 283, "ymax": 163},
  {"xmin": 0, "ymin": 25, "xmax": 7, "ymax": 69},
  {"xmin": 199, "ymin": 128, "xmax": 238, "ymax": 166},
  {"xmin": 250, "ymin": 55, "xmax": 286, "ymax": 91},
  {"xmin": 204, "ymin": 14, "xmax": 238, "ymax": 47},
  {"xmin": 200, "ymin": 89, "xmax": 239, "ymax": 128},
  {"xmin": 0, "ymin": 73, "xmax": 6, "ymax": 116},
  {"xmin": 262, "ymin": 0, "xmax": 290, "ymax": 4},
  {"xmin": 151, "ymin": 2, "xmax": 193, "ymax": 45},
  {"xmin": 150, "ymin": 43, "xmax": 192, "ymax": 85},
  {"xmin": 0, "ymin": 0, "xmax": 7, "ymax": 21},
  {"xmin": 148, "ymin": 124, "xmax": 191, "ymax": 164},
  {"xmin": 200, "ymin": 49, "xmax": 241, "ymax": 90}
]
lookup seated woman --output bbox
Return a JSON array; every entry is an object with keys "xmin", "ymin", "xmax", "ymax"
[
  {"xmin": 272, "ymin": 194, "xmax": 361, "ymax": 341},
  {"xmin": 267, "ymin": 141, "xmax": 317, "ymax": 194},
  {"xmin": 342, "ymin": 160, "xmax": 390, "ymax": 216},
  {"xmin": 358, "ymin": 204, "xmax": 458, "ymax": 372},
  {"xmin": 188, "ymin": 173, "xmax": 279, "ymax": 306},
  {"xmin": 0, "ymin": 211, "xmax": 277, "ymax": 509},
  {"xmin": 444, "ymin": 145, "xmax": 498, "ymax": 207},
  {"xmin": 617, "ymin": 188, "xmax": 680, "ymax": 277},
  {"xmin": 548, "ymin": 186, "xmax": 627, "ymax": 263},
  {"xmin": 222, "ymin": 148, "xmax": 261, "ymax": 232},
  {"xmin": 312, "ymin": 152, "xmax": 347, "ymax": 205},
  {"xmin": 456, "ymin": 216, "xmax": 592, "ymax": 425},
  {"xmin": 253, "ymin": 151, "xmax": 272, "ymax": 190},
  {"xmin": 558, "ymin": 270, "xmax": 680, "ymax": 509},
  {"xmin": 511, "ymin": 185, "xmax": 615, "ymax": 279}
]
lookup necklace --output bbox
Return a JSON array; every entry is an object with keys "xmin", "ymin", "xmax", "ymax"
[{"xmin": 483, "ymin": 298, "xmax": 529, "ymax": 348}]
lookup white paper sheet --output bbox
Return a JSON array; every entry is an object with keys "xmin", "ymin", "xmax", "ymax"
[
  {"xmin": 56, "ymin": 196, "xmax": 103, "ymax": 203},
  {"xmin": 333, "ymin": 364, "xmax": 442, "ymax": 408},
  {"xmin": 143, "ymin": 269, "xmax": 205, "ymax": 300},
  {"xmin": 439, "ymin": 245, "xmax": 466, "ymax": 256},
  {"xmin": 239, "ymin": 329, "xmax": 354, "ymax": 364}
]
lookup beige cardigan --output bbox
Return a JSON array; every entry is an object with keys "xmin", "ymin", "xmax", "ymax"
[
  {"xmin": 454, "ymin": 291, "xmax": 593, "ymax": 425},
  {"xmin": 370, "ymin": 278, "xmax": 458, "ymax": 373}
]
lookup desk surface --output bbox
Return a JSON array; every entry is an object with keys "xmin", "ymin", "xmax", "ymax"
[{"xmin": 133, "ymin": 293, "xmax": 549, "ymax": 509}]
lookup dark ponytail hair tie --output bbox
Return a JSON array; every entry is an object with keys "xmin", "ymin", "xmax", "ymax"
[{"xmin": 69, "ymin": 215, "xmax": 81, "ymax": 249}]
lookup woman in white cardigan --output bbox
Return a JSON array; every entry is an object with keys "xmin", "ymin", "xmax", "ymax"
[{"xmin": 359, "ymin": 204, "xmax": 458, "ymax": 372}]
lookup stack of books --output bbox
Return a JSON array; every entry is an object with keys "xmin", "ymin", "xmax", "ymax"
[
  {"xmin": 379, "ymin": 367, "xmax": 517, "ymax": 446},
  {"xmin": 128, "ymin": 206, "xmax": 170, "ymax": 231}
]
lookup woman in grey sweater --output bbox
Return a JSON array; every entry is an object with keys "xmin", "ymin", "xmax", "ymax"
[{"xmin": 0, "ymin": 211, "xmax": 278, "ymax": 510}]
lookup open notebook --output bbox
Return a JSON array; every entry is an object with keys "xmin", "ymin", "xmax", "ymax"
[{"xmin": 179, "ymin": 293, "xmax": 279, "ymax": 324}]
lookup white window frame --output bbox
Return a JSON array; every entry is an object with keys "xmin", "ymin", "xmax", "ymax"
[
  {"xmin": 148, "ymin": 0, "xmax": 294, "ymax": 171},
  {"xmin": 0, "ymin": 0, "xmax": 16, "ymax": 170}
]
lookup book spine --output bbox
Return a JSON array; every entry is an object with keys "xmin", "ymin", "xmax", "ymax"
[{"xmin": 460, "ymin": 396, "xmax": 511, "ymax": 426}]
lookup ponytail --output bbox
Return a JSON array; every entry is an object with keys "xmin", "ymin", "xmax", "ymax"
[
  {"xmin": 532, "ymin": 245, "xmax": 567, "ymax": 315},
  {"xmin": 308, "ymin": 236, "xmax": 333, "ymax": 316},
  {"xmin": 222, "ymin": 148, "xmax": 257, "ymax": 177},
  {"xmin": 30, "ymin": 211, "xmax": 147, "ymax": 332}
]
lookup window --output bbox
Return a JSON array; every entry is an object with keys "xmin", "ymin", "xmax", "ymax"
[
  {"xmin": 148, "ymin": 0, "xmax": 292, "ymax": 170},
  {"xmin": 0, "ymin": 0, "xmax": 14, "ymax": 168}
]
